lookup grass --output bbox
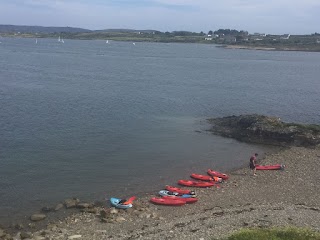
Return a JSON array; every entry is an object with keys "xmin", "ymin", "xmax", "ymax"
[
  {"xmin": 285, "ymin": 123, "xmax": 320, "ymax": 132},
  {"xmin": 221, "ymin": 227, "xmax": 320, "ymax": 240}
]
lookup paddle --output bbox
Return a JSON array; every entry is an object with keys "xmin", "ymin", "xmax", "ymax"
[{"xmin": 122, "ymin": 196, "xmax": 136, "ymax": 205}]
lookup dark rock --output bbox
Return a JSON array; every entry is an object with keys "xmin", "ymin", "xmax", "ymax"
[
  {"xmin": 14, "ymin": 223, "xmax": 24, "ymax": 230},
  {"xmin": 41, "ymin": 206, "xmax": 54, "ymax": 212},
  {"xmin": 81, "ymin": 208, "xmax": 98, "ymax": 214},
  {"xmin": 207, "ymin": 114, "xmax": 320, "ymax": 147},
  {"xmin": 20, "ymin": 232, "xmax": 32, "ymax": 239},
  {"xmin": 310, "ymin": 207, "xmax": 320, "ymax": 211},
  {"xmin": 174, "ymin": 223, "xmax": 187, "ymax": 228},
  {"xmin": 212, "ymin": 211, "xmax": 224, "ymax": 216}
]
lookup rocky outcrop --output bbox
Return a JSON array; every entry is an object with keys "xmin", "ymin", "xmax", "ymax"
[{"xmin": 207, "ymin": 114, "xmax": 320, "ymax": 147}]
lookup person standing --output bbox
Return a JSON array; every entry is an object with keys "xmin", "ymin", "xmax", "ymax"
[{"xmin": 249, "ymin": 153, "xmax": 258, "ymax": 176}]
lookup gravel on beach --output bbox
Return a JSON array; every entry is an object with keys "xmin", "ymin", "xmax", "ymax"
[{"xmin": 2, "ymin": 146, "xmax": 320, "ymax": 240}]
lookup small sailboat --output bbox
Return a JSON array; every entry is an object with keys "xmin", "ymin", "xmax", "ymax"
[
  {"xmin": 106, "ymin": 40, "xmax": 109, "ymax": 44},
  {"xmin": 132, "ymin": 42, "xmax": 136, "ymax": 45},
  {"xmin": 58, "ymin": 36, "xmax": 61, "ymax": 42},
  {"xmin": 61, "ymin": 39, "xmax": 64, "ymax": 43},
  {"xmin": 35, "ymin": 38, "xmax": 38, "ymax": 44}
]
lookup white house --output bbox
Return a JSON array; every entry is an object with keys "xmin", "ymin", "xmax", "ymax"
[{"xmin": 280, "ymin": 34, "xmax": 290, "ymax": 39}]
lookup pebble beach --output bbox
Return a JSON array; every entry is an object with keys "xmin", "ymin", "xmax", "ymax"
[{"xmin": 1, "ymin": 146, "xmax": 320, "ymax": 240}]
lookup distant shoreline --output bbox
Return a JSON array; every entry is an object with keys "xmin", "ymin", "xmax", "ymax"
[
  {"xmin": 223, "ymin": 45, "xmax": 276, "ymax": 51},
  {"xmin": 222, "ymin": 44, "xmax": 320, "ymax": 52},
  {"xmin": 1, "ymin": 35, "xmax": 320, "ymax": 52}
]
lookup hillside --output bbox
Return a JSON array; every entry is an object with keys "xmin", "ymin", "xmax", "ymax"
[{"xmin": 0, "ymin": 24, "xmax": 91, "ymax": 34}]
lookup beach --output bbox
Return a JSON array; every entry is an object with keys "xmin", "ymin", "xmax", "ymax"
[
  {"xmin": 2, "ymin": 145, "xmax": 319, "ymax": 240},
  {"xmin": 223, "ymin": 45, "xmax": 276, "ymax": 51}
]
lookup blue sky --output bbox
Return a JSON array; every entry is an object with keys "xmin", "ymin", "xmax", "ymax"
[{"xmin": 0, "ymin": 0, "xmax": 319, "ymax": 34}]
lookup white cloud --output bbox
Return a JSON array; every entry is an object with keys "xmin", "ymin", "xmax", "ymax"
[{"xmin": 0, "ymin": 0, "xmax": 319, "ymax": 33}]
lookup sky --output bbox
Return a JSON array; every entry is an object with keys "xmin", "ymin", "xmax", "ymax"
[{"xmin": 0, "ymin": 0, "xmax": 319, "ymax": 34}]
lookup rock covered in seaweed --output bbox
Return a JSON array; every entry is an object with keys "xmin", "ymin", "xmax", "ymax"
[{"xmin": 207, "ymin": 114, "xmax": 320, "ymax": 147}]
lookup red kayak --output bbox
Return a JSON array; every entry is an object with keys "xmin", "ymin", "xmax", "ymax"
[
  {"xmin": 150, "ymin": 197, "xmax": 186, "ymax": 206},
  {"xmin": 190, "ymin": 173, "xmax": 213, "ymax": 181},
  {"xmin": 256, "ymin": 164, "xmax": 285, "ymax": 170},
  {"xmin": 191, "ymin": 173, "xmax": 222, "ymax": 182},
  {"xmin": 165, "ymin": 185, "xmax": 195, "ymax": 195},
  {"xmin": 162, "ymin": 195, "xmax": 198, "ymax": 204},
  {"xmin": 207, "ymin": 169, "xmax": 229, "ymax": 180},
  {"xmin": 178, "ymin": 180, "xmax": 215, "ymax": 188}
]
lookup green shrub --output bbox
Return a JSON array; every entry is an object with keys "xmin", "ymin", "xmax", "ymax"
[{"xmin": 224, "ymin": 227, "xmax": 320, "ymax": 240}]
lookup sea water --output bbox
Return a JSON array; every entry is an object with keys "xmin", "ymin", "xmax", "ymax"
[{"xmin": 0, "ymin": 38, "xmax": 319, "ymax": 225}]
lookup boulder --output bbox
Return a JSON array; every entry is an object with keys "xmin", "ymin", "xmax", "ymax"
[
  {"xmin": 30, "ymin": 214, "xmax": 46, "ymax": 221},
  {"xmin": 64, "ymin": 198, "xmax": 80, "ymax": 208}
]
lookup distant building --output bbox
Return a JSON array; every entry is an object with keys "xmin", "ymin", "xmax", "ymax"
[
  {"xmin": 280, "ymin": 34, "xmax": 290, "ymax": 39},
  {"xmin": 249, "ymin": 32, "xmax": 266, "ymax": 41},
  {"xmin": 205, "ymin": 37, "xmax": 213, "ymax": 41},
  {"xmin": 252, "ymin": 33, "xmax": 266, "ymax": 37}
]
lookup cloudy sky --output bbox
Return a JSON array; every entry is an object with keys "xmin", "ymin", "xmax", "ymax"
[{"xmin": 0, "ymin": 0, "xmax": 319, "ymax": 34}]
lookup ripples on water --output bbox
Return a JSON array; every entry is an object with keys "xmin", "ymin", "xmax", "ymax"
[{"xmin": 0, "ymin": 38, "xmax": 319, "ymax": 223}]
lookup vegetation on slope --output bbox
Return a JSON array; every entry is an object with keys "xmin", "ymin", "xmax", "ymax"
[{"xmin": 221, "ymin": 227, "xmax": 320, "ymax": 240}]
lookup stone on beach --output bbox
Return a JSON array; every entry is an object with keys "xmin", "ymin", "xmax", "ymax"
[
  {"xmin": 0, "ymin": 229, "xmax": 6, "ymax": 237},
  {"xmin": 68, "ymin": 235, "xmax": 82, "ymax": 239},
  {"xmin": 64, "ymin": 198, "xmax": 80, "ymax": 208},
  {"xmin": 55, "ymin": 203, "xmax": 64, "ymax": 211},
  {"xmin": 30, "ymin": 214, "xmax": 46, "ymax": 221}
]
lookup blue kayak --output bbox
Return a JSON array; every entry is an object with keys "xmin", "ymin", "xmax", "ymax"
[
  {"xmin": 158, "ymin": 190, "xmax": 195, "ymax": 198},
  {"xmin": 109, "ymin": 197, "xmax": 133, "ymax": 209}
]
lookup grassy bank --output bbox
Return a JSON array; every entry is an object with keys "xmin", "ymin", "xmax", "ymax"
[{"xmin": 223, "ymin": 227, "xmax": 320, "ymax": 240}]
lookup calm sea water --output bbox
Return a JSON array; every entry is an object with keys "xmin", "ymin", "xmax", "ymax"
[{"xmin": 0, "ymin": 38, "xmax": 319, "ymax": 225}]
